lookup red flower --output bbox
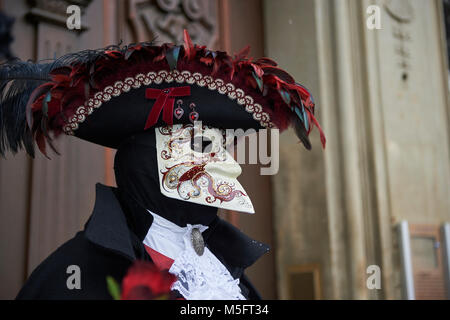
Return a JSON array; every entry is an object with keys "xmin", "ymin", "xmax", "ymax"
[{"xmin": 120, "ymin": 261, "xmax": 177, "ymax": 300}]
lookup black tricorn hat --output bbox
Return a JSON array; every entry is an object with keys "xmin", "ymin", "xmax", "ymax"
[{"xmin": 0, "ymin": 30, "xmax": 325, "ymax": 157}]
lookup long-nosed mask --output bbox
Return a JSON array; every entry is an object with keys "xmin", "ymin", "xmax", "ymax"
[{"xmin": 156, "ymin": 122, "xmax": 254, "ymax": 214}]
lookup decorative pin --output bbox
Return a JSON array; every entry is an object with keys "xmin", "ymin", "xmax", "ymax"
[
  {"xmin": 189, "ymin": 102, "xmax": 199, "ymax": 123},
  {"xmin": 191, "ymin": 227, "xmax": 205, "ymax": 256},
  {"xmin": 174, "ymin": 99, "xmax": 184, "ymax": 120}
]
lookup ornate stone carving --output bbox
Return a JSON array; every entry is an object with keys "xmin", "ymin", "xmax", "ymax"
[
  {"xmin": 128, "ymin": 0, "xmax": 218, "ymax": 47},
  {"xmin": 26, "ymin": 0, "xmax": 92, "ymax": 31},
  {"xmin": 384, "ymin": 0, "xmax": 414, "ymax": 24},
  {"xmin": 384, "ymin": 0, "xmax": 414, "ymax": 80}
]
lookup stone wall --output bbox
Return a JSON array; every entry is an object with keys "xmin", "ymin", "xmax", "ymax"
[{"xmin": 265, "ymin": 0, "xmax": 450, "ymax": 299}]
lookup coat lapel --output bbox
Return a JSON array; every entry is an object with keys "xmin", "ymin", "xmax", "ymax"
[{"xmin": 84, "ymin": 183, "xmax": 137, "ymax": 261}]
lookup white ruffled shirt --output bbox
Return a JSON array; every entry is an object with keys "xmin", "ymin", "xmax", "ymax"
[{"xmin": 143, "ymin": 210, "xmax": 245, "ymax": 300}]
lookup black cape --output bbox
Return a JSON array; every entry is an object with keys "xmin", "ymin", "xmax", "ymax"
[{"xmin": 16, "ymin": 183, "xmax": 269, "ymax": 300}]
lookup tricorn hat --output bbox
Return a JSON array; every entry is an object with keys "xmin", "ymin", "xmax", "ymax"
[{"xmin": 0, "ymin": 30, "xmax": 325, "ymax": 157}]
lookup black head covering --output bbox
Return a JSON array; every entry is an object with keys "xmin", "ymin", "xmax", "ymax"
[
  {"xmin": 113, "ymin": 129, "xmax": 218, "ymax": 227},
  {"xmin": 75, "ymin": 82, "xmax": 262, "ymax": 149}
]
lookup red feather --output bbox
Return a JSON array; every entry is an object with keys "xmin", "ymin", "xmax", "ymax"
[
  {"xmin": 200, "ymin": 56, "xmax": 214, "ymax": 66},
  {"xmin": 26, "ymin": 83, "xmax": 54, "ymax": 129},
  {"xmin": 261, "ymin": 66, "xmax": 295, "ymax": 83},
  {"xmin": 234, "ymin": 45, "xmax": 250, "ymax": 62},
  {"xmin": 183, "ymin": 29, "xmax": 195, "ymax": 61},
  {"xmin": 250, "ymin": 63, "xmax": 264, "ymax": 78},
  {"xmin": 310, "ymin": 113, "xmax": 326, "ymax": 149},
  {"xmin": 35, "ymin": 131, "xmax": 49, "ymax": 158}
]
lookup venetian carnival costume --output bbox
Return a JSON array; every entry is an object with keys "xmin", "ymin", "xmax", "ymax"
[{"xmin": 0, "ymin": 30, "xmax": 325, "ymax": 300}]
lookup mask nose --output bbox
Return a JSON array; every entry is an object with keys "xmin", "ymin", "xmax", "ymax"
[{"xmin": 204, "ymin": 159, "xmax": 242, "ymax": 179}]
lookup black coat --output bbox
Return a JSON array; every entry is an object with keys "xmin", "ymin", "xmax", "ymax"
[{"xmin": 16, "ymin": 183, "xmax": 269, "ymax": 300}]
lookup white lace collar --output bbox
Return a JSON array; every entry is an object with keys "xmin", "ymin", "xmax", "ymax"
[{"xmin": 143, "ymin": 210, "xmax": 245, "ymax": 300}]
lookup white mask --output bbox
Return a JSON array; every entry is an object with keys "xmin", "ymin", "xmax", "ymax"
[{"xmin": 155, "ymin": 123, "xmax": 255, "ymax": 214}]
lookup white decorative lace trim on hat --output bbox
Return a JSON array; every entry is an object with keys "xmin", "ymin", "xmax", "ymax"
[
  {"xmin": 143, "ymin": 210, "xmax": 246, "ymax": 300},
  {"xmin": 63, "ymin": 69, "xmax": 274, "ymax": 135}
]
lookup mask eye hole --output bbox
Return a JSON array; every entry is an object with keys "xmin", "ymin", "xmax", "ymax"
[{"xmin": 191, "ymin": 136, "xmax": 213, "ymax": 153}]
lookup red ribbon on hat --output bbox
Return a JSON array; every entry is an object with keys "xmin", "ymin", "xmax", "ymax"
[{"xmin": 145, "ymin": 86, "xmax": 191, "ymax": 129}]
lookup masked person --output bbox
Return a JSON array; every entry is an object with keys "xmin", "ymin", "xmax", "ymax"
[{"xmin": 0, "ymin": 30, "xmax": 325, "ymax": 300}]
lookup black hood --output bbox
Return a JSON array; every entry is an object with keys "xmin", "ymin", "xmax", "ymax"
[{"xmin": 113, "ymin": 129, "xmax": 218, "ymax": 227}]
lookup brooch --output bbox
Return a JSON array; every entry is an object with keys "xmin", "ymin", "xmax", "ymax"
[{"xmin": 191, "ymin": 227, "xmax": 205, "ymax": 256}]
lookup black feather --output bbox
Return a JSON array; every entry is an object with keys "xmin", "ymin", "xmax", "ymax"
[
  {"xmin": 52, "ymin": 40, "xmax": 154, "ymax": 68},
  {"xmin": 0, "ymin": 40, "xmax": 156, "ymax": 157},
  {"xmin": 293, "ymin": 115, "xmax": 311, "ymax": 150},
  {"xmin": 0, "ymin": 59, "xmax": 56, "ymax": 157},
  {"xmin": 0, "ymin": 48, "xmax": 114, "ymax": 157}
]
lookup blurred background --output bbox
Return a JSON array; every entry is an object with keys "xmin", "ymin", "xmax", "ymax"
[{"xmin": 1, "ymin": 0, "xmax": 450, "ymax": 300}]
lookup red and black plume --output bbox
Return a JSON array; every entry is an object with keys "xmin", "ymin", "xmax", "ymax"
[{"xmin": 0, "ymin": 30, "xmax": 325, "ymax": 158}]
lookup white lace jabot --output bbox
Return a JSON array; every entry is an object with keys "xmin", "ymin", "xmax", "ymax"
[{"xmin": 143, "ymin": 210, "xmax": 245, "ymax": 300}]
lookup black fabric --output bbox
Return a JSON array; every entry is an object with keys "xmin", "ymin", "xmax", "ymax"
[
  {"xmin": 15, "ymin": 231, "xmax": 132, "ymax": 300},
  {"xmin": 113, "ymin": 187, "xmax": 154, "ymax": 242},
  {"xmin": 74, "ymin": 83, "xmax": 263, "ymax": 149},
  {"xmin": 203, "ymin": 216, "xmax": 270, "ymax": 277},
  {"xmin": 16, "ymin": 184, "xmax": 268, "ymax": 300},
  {"xmin": 113, "ymin": 129, "xmax": 219, "ymax": 228}
]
